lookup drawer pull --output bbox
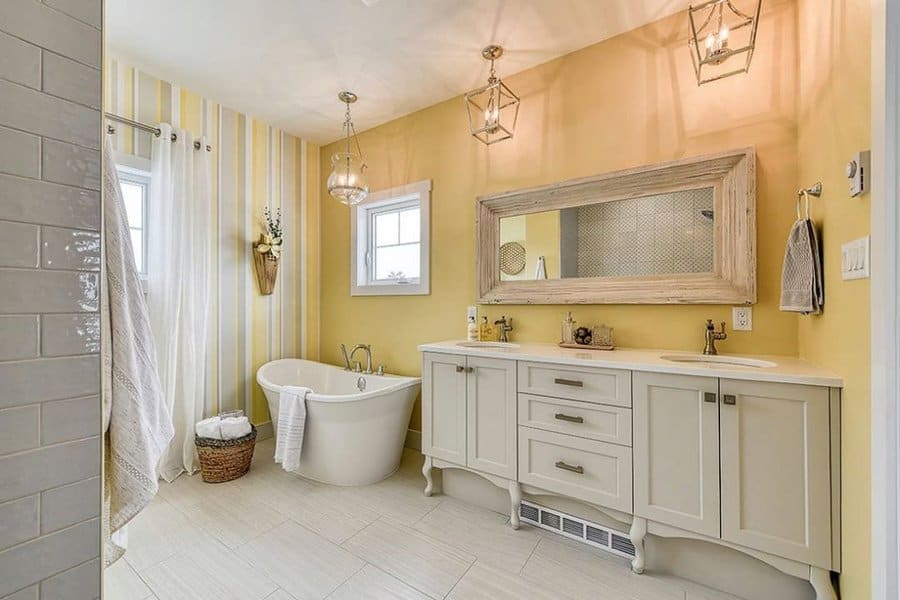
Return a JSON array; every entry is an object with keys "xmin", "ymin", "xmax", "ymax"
[
  {"xmin": 455, "ymin": 365, "xmax": 465, "ymax": 373},
  {"xmin": 723, "ymin": 394, "xmax": 737, "ymax": 405},
  {"xmin": 554, "ymin": 413, "xmax": 584, "ymax": 424},
  {"xmin": 554, "ymin": 378, "xmax": 584, "ymax": 388},
  {"xmin": 555, "ymin": 460, "xmax": 584, "ymax": 474},
  {"xmin": 704, "ymin": 392, "xmax": 717, "ymax": 403}
]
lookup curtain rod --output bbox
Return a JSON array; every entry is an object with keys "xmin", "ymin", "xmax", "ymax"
[{"xmin": 104, "ymin": 113, "xmax": 212, "ymax": 152}]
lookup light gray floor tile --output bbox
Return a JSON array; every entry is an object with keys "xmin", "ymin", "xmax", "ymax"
[
  {"xmin": 413, "ymin": 498, "xmax": 539, "ymax": 573},
  {"xmin": 177, "ymin": 485, "xmax": 287, "ymax": 549},
  {"xmin": 237, "ymin": 520, "xmax": 364, "ymax": 600},
  {"xmin": 343, "ymin": 519, "xmax": 474, "ymax": 599},
  {"xmin": 326, "ymin": 564, "xmax": 429, "ymax": 600},
  {"xmin": 447, "ymin": 562, "xmax": 561, "ymax": 600},
  {"xmin": 104, "ymin": 558, "xmax": 153, "ymax": 600}
]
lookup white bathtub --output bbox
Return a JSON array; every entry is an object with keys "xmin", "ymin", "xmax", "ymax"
[{"xmin": 256, "ymin": 358, "xmax": 421, "ymax": 486}]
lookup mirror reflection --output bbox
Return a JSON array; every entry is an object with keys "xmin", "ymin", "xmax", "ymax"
[{"xmin": 498, "ymin": 187, "xmax": 715, "ymax": 280}]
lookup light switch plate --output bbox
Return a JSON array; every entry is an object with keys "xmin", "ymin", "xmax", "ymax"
[
  {"xmin": 732, "ymin": 306, "xmax": 752, "ymax": 331},
  {"xmin": 467, "ymin": 305, "xmax": 478, "ymax": 320},
  {"xmin": 841, "ymin": 236, "xmax": 870, "ymax": 280}
]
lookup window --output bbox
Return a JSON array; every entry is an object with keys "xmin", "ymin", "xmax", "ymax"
[
  {"xmin": 351, "ymin": 179, "xmax": 431, "ymax": 296},
  {"xmin": 114, "ymin": 152, "xmax": 152, "ymax": 276}
]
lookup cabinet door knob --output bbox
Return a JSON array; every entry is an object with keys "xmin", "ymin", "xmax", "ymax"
[
  {"xmin": 466, "ymin": 366, "xmax": 475, "ymax": 373},
  {"xmin": 554, "ymin": 378, "xmax": 584, "ymax": 388},
  {"xmin": 555, "ymin": 460, "xmax": 584, "ymax": 474},
  {"xmin": 704, "ymin": 392, "xmax": 717, "ymax": 403},
  {"xmin": 554, "ymin": 413, "xmax": 584, "ymax": 424},
  {"xmin": 723, "ymin": 394, "xmax": 737, "ymax": 405},
  {"xmin": 455, "ymin": 365, "xmax": 465, "ymax": 373}
]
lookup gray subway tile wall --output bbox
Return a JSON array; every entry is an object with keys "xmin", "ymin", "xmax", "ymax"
[{"xmin": 0, "ymin": 1, "xmax": 102, "ymax": 598}]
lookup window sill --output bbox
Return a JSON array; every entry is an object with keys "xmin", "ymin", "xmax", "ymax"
[{"xmin": 351, "ymin": 281, "xmax": 430, "ymax": 296}]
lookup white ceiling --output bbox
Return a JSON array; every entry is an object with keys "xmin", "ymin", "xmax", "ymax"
[{"xmin": 107, "ymin": 0, "xmax": 693, "ymax": 144}]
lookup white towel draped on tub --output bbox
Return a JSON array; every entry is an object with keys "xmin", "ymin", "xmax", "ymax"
[
  {"xmin": 101, "ymin": 137, "xmax": 174, "ymax": 565},
  {"xmin": 274, "ymin": 386, "xmax": 311, "ymax": 472}
]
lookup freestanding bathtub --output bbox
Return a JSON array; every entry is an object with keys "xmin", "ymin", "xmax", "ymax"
[{"xmin": 256, "ymin": 358, "xmax": 421, "ymax": 486}]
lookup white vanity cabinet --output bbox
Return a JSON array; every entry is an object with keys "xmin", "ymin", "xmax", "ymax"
[{"xmin": 421, "ymin": 352, "xmax": 517, "ymax": 480}]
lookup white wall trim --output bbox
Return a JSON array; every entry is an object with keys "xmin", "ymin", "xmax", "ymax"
[
  {"xmin": 871, "ymin": 1, "xmax": 900, "ymax": 598},
  {"xmin": 300, "ymin": 139, "xmax": 308, "ymax": 359},
  {"xmin": 243, "ymin": 116, "xmax": 254, "ymax": 420}
]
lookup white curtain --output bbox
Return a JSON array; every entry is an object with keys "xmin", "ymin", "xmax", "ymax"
[{"xmin": 148, "ymin": 123, "xmax": 212, "ymax": 482}]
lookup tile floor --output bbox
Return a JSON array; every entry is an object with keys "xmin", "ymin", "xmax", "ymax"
[{"xmin": 104, "ymin": 439, "xmax": 741, "ymax": 600}]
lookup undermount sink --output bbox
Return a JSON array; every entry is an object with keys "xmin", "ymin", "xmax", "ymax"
[
  {"xmin": 659, "ymin": 354, "xmax": 777, "ymax": 369},
  {"xmin": 456, "ymin": 341, "xmax": 520, "ymax": 349}
]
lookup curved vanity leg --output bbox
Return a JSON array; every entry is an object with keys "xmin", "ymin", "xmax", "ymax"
[
  {"xmin": 809, "ymin": 568, "xmax": 837, "ymax": 600},
  {"xmin": 508, "ymin": 481, "xmax": 522, "ymax": 530},
  {"xmin": 422, "ymin": 455, "xmax": 434, "ymax": 497},
  {"xmin": 629, "ymin": 517, "xmax": 648, "ymax": 574}
]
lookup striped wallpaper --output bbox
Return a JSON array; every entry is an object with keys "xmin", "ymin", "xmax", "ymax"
[{"xmin": 105, "ymin": 57, "xmax": 320, "ymax": 425}]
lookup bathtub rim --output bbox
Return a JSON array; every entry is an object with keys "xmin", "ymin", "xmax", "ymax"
[{"xmin": 256, "ymin": 358, "xmax": 421, "ymax": 404}]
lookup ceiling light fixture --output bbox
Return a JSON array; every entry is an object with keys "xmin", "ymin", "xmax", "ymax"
[
  {"xmin": 464, "ymin": 45, "xmax": 520, "ymax": 145},
  {"xmin": 327, "ymin": 91, "xmax": 368, "ymax": 206},
  {"xmin": 688, "ymin": 0, "xmax": 761, "ymax": 85}
]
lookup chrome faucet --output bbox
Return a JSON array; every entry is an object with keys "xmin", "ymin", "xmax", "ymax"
[
  {"xmin": 344, "ymin": 344, "xmax": 374, "ymax": 374},
  {"xmin": 703, "ymin": 320, "xmax": 727, "ymax": 355},
  {"xmin": 494, "ymin": 316, "xmax": 513, "ymax": 343}
]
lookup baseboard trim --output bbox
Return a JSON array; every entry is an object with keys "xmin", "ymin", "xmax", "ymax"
[
  {"xmin": 405, "ymin": 428, "xmax": 422, "ymax": 451},
  {"xmin": 256, "ymin": 420, "xmax": 274, "ymax": 441}
]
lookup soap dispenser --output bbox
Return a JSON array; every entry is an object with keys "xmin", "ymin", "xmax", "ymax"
[
  {"xmin": 561, "ymin": 311, "xmax": 576, "ymax": 344},
  {"xmin": 479, "ymin": 316, "xmax": 494, "ymax": 341},
  {"xmin": 467, "ymin": 316, "xmax": 479, "ymax": 341}
]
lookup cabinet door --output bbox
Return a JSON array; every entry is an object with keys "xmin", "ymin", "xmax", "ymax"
[
  {"xmin": 422, "ymin": 352, "xmax": 467, "ymax": 465},
  {"xmin": 633, "ymin": 372, "xmax": 720, "ymax": 538},
  {"xmin": 719, "ymin": 379, "xmax": 832, "ymax": 568},
  {"xmin": 466, "ymin": 356, "xmax": 517, "ymax": 479}
]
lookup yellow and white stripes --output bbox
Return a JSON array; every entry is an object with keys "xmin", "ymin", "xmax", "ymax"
[{"xmin": 104, "ymin": 57, "xmax": 316, "ymax": 425}]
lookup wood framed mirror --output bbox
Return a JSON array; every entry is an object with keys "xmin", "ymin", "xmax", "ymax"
[{"xmin": 476, "ymin": 148, "xmax": 756, "ymax": 304}]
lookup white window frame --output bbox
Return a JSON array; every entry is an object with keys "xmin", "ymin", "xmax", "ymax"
[
  {"xmin": 113, "ymin": 151, "xmax": 151, "ymax": 279},
  {"xmin": 350, "ymin": 179, "xmax": 431, "ymax": 296}
]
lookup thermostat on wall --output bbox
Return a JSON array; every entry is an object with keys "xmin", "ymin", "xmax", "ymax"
[{"xmin": 846, "ymin": 150, "xmax": 870, "ymax": 197}]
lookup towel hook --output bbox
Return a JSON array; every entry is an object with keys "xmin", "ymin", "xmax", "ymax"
[{"xmin": 797, "ymin": 182, "xmax": 822, "ymax": 219}]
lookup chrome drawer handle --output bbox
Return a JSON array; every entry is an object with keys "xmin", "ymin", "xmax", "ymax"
[
  {"xmin": 555, "ymin": 460, "xmax": 584, "ymax": 474},
  {"xmin": 554, "ymin": 413, "xmax": 584, "ymax": 424},
  {"xmin": 554, "ymin": 378, "xmax": 584, "ymax": 388},
  {"xmin": 704, "ymin": 392, "xmax": 717, "ymax": 403},
  {"xmin": 723, "ymin": 394, "xmax": 737, "ymax": 405}
]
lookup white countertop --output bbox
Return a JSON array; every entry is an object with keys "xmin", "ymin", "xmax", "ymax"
[{"xmin": 418, "ymin": 340, "xmax": 843, "ymax": 388}]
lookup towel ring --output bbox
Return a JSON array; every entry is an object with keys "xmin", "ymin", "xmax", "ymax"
[{"xmin": 797, "ymin": 182, "xmax": 822, "ymax": 219}]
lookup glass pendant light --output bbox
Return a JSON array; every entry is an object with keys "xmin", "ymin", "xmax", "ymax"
[
  {"xmin": 688, "ymin": 0, "xmax": 761, "ymax": 85},
  {"xmin": 327, "ymin": 91, "xmax": 368, "ymax": 206},
  {"xmin": 464, "ymin": 45, "xmax": 520, "ymax": 145}
]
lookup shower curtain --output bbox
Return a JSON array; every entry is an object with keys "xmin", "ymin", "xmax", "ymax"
[{"xmin": 147, "ymin": 123, "xmax": 212, "ymax": 482}]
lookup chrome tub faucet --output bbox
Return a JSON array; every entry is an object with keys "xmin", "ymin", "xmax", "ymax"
[
  {"xmin": 341, "ymin": 343, "xmax": 374, "ymax": 374},
  {"xmin": 703, "ymin": 319, "xmax": 727, "ymax": 355}
]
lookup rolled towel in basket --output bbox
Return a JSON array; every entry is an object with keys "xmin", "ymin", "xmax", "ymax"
[
  {"xmin": 220, "ymin": 416, "xmax": 252, "ymax": 440},
  {"xmin": 195, "ymin": 416, "xmax": 222, "ymax": 440}
]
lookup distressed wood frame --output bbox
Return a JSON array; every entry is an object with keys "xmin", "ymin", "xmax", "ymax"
[{"xmin": 476, "ymin": 148, "xmax": 756, "ymax": 305}]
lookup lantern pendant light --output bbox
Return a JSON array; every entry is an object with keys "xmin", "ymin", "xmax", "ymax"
[
  {"xmin": 688, "ymin": 0, "xmax": 761, "ymax": 85},
  {"xmin": 464, "ymin": 45, "xmax": 520, "ymax": 145},
  {"xmin": 327, "ymin": 91, "xmax": 368, "ymax": 206}
]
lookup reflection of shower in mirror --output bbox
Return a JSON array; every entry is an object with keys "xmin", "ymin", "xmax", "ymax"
[{"xmin": 701, "ymin": 210, "xmax": 714, "ymax": 221}]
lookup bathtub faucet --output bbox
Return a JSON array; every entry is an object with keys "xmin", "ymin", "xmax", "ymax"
[{"xmin": 342, "ymin": 343, "xmax": 374, "ymax": 374}]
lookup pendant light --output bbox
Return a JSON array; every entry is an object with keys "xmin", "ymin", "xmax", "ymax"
[
  {"xmin": 464, "ymin": 45, "xmax": 520, "ymax": 145},
  {"xmin": 688, "ymin": 0, "xmax": 761, "ymax": 85},
  {"xmin": 327, "ymin": 91, "xmax": 368, "ymax": 206}
]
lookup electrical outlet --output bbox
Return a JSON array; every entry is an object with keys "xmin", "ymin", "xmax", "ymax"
[
  {"xmin": 732, "ymin": 307, "xmax": 752, "ymax": 331},
  {"xmin": 467, "ymin": 305, "xmax": 478, "ymax": 320}
]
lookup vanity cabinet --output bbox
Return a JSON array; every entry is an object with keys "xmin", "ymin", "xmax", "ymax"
[
  {"xmin": 633, "ymin": 373, "xmax": 836, "ymax": 569},
  {"xmin": 633, "ymin": 373, "xmax": 721, "ymax": 538},
  {"xmin": 421, "ymin": 352, "xmax": 517, "ymax": 479}
]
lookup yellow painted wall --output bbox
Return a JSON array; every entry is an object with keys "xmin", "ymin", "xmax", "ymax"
[
  {"xmin": 499, "ymin": 211, "xmax": 560, "ymax": 280},
  {"xmin": 796, "ymin": 1, "xmax": 872, "ymax": 598},
  {"xmin": 320, "ymin": 0, "xmax": 800, "ymax": 373}
]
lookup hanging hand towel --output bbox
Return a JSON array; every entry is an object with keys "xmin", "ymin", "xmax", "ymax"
[
  {"xmin": 100, "ymin": 136, "xmax": 174, "ymax": 566},
  {"xmin": 535, "ymin": 255, "xmax": 547, "ymax": 279},
  {"xmin": 274, "ymin": 386, "xmax": 311, "ymax": 472},
  {"xmin": 780, "ymin": 217, "xmax": 824, "ymax": 314}
]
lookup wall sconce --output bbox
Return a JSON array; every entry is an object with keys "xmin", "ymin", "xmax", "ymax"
[
  {"xmin": 688, "ymin": 0, "xmax": 761, "ymax": 85},
  {"xmin": 464, "ymin": 45, "xmax": 520, "ymax": 145}
]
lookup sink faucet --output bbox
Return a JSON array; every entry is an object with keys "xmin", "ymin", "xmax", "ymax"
[
  {"xmin": 344, "ymin": 344, "xmax": 374, "ymax": 374},
  {"xmin": 703, "ymin": 320, "xmax": 727, "ymax": 355},
  {"xmin": 494, "ymin": 316, "xmax": 513, "ymax": 343}
]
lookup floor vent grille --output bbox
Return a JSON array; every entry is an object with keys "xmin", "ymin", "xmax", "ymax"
[{"xmin": 519, "ymin": 500, "xmax": 635, "ymax": 560}]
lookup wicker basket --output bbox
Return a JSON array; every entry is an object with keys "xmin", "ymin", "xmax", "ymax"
[{"xmin": 195, "ymin": 426, "xmax": 257, "ymax": 483}]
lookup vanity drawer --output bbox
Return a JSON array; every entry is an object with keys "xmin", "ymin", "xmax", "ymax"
[
  {"xmin": 518, "ymin": 393, "xmax": 632, "ymax": 446},
  {"xmin": 518, "ymin": 427, "xmax": 632, "ymax": 513},
  {"xmin": 518, "ymin": 361, "xmax": 631, "ymax": 407}
]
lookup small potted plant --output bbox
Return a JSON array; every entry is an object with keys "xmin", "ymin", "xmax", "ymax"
[{"xmin": 253, "ymin": 206, "xmax": 282, "ymax": 295}]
